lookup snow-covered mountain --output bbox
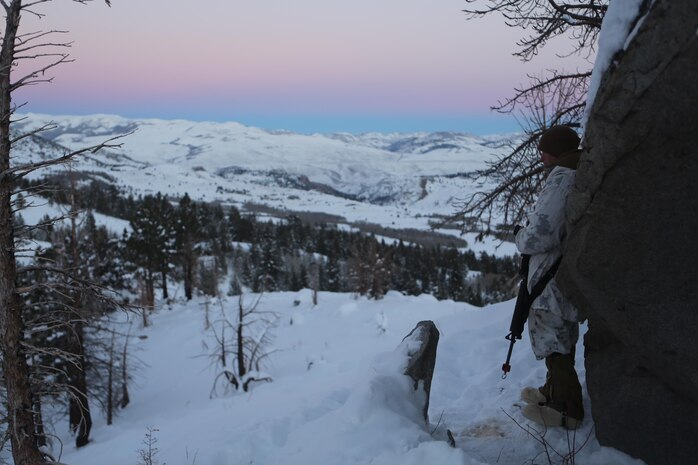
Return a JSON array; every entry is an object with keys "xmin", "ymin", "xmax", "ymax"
[{"xmin": 12, "ymin": 113, "xmax": 516, "ymax": 251}]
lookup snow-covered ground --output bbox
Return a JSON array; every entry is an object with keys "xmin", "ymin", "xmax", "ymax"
[
  {"xmin": 17, "ymin": 198, "xmax": 131, "ymax": 234},
  {"xmin": 1, "ymin": 112, "xmax": 639, "ymax": 464},
  {"xmin": 27, "ymin": 290, "xmax": 645, "ymax": 465},
  {"xmin": 10, "ymin": 113, "xmax": 515, "ymax": 255}
]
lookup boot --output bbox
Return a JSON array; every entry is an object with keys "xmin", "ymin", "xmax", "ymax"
[
  {"xmin": 521, "ymin": 386, "xmax": 547, "ymax": 405},
  {"xmin": 520, "ymin": 357, "xmax": 553, "ymax": 404},
  {"xmin": 522, "ymin": 404, "xmax": 582, "ymax": 430},
  {"xmin": 522, "ymin": 352, "xmax": 584, "ymax": 430}
]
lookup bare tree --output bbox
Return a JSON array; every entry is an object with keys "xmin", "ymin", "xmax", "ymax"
[
  {"xmin": 308, "ymin": 261, "xmax": 319, "ymax": 306},
  {"xmin": 450, "ymin": 1, "xmax": 607, "ymax": 231},
  {"xmin": 136, "ymin": 427, "xmax": 162, "ymax": 465},
  {"xmin": 87, "ymin": 323, "xmax": 134, "ymax": 428},
  {"xmin": 210, "ymin": 293, "xmax": 276, "ymax": 395},
  {"xmin": 452, "ymin": 70, "xmax": 588, "ymax": 231},
  {"xmin": 18, "ymin": 217, "xmax": 133, "ymax": 448},
  {"xmin": 463, "ymin": 1, "xmax": 606, "ymax": 60},
  {"xmin": 0, "ymin": 1, "xmax": 116, "ymax": 463}
]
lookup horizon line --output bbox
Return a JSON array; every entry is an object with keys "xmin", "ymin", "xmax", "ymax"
[{"xmin": 17, "ymin": 110, "xmax": 522, "ymax": 136}]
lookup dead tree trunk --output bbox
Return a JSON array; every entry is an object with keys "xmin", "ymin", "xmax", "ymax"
[
  {"xmin": 106, "ymin": 331, "xmax": 114, "ymax": 426},
  {"xmin": 161, "ymin": 270, "xmax": 168, "ymax": 300},
  {"xmin": 68, "ymin": 171, "xmax": 93, "ymax": 448},
  {"xmin": 67, "ymin": 189, "xmax": 92, "ymax": 448},
  {"xmin": 145, "ymin": 269, "xmax": 155, "ymax": 309},
  {"xmin": 120, "ymin": 327, "xmax": 130, "ymax": 409},
  {"xmin": 400, "ymin": 321, "xmax": 440, "ymax": 425},
  {"xmin": 0, "ymin": 2, "xmax": 47, "ymax": 464},
  {"xmin": 32, "ymin": 389, "xmax": 46, "ymax": 448},
  {"xmin": 237, "ymin": 297, "xmax": 246, "ymax": 380},
  {"xmin": 183, "ymin": 237, "xmax": 195, "ymax": 300},
  {"xmin": 67, "ymin": 320, "xmax": 92, "ymax": 448}
]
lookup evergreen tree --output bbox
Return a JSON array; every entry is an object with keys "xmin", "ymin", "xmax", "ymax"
[
  {"xmin": 325, "ymin": 253, "xmax": 342, "ymax": 292},
  {"xmin": 445, "ymin": 247, "xmax": 467, "ymax": 301},
  {"xmin": 258, "ymin": 230, "xmax": 282, "ymax": 292},
  {"xmin": 228, "ymin": 206, "xmax": 255, "ymax": 243},
  {"xmin": 127, "ymin": 193, "xmax": 177, "ymax": 305}
]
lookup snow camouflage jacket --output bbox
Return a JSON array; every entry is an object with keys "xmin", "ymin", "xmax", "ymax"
[{"xmin": 515, "ymin": 166, "xmax": 579, "ymax": 323}]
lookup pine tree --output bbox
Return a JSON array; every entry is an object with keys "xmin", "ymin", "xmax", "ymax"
[
  {"xmin": 228, "ymin": 206, "xmax": 255, "ymax": 243},
  {"xmin": 445, "ymin": 247, "xmax": 467, "ymax": 302},
  {"xmin": 258, "ymin": 230, "xmax": 282, "ymax": 292},
  {"xmin": 128, "ymin": 193, "xmax": 177, "ymax": 306},
  {"xmin": 325, "ymin": 253, "xmax": 342, "ymax": 292}
]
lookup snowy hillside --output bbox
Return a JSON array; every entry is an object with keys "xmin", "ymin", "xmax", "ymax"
[
  {"xmin": 14, "ymin": 114, "xmax": 502, "ymax": 179},
  {"xmin": 25, "ymin": 291, "xmax": 644, "ymax": 465},
  {"xmin": 2, "ymin": 114, "xmax": 644, "ymax": 464},
  {"xmin": 11, "ymin": 113, "xmax": 513, "ymax": 248}
]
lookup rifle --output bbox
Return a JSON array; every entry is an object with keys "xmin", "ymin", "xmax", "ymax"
[{"xmin": 502, "ymin": 252, "xmax": 562, "ymax": 378}]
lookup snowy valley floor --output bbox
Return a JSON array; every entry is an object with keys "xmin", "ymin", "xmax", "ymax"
[{"xmin": 37, "ymin": 291, "xmax": 646, "ymax": 465}]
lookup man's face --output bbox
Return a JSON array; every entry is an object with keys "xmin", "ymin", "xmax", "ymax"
[{"xmin": 540, "ymin": 151, "xmax": 556, "ymax": 168}]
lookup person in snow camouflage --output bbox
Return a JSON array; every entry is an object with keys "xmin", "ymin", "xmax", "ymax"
[{"xmin": 515, "ymin": 125, "xmax": 584, "ymax": 429}]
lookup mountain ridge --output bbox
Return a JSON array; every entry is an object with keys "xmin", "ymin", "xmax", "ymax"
[{"xmin": 11, "ymin": 113, "xmax": 514, "ymax": 237}]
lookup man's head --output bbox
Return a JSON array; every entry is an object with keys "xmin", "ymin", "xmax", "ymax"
[{"xmin": 538, "ymin": 126, "xmax": 580, "ymax": 167}]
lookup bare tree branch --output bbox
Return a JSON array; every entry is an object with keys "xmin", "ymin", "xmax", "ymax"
[
  {"xmin": 448, "ymin": 2, "xmax": 600, "ymax": 233},
  {"xmin": 463, "ymin": 1, "xmax": 606, "ymax": 61},
  {"xmin": 10, "ymin": 122, "xmax": 57, "ymax": 144},
  {"xmin": 10, "ymin": 53, "xmax": 73, "ymax": 91},
  {"xmin": 2, "ymin": 131, "xmax": 133, "ymax": 181}
]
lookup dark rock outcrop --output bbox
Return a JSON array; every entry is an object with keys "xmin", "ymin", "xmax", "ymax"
[
  {"xmin": 400, "ymin": 320, "xmax": 440, "ymax": 425},
  {"xmin": 557, "ymin": 2, "xmax": 698, "ymax": 464}
]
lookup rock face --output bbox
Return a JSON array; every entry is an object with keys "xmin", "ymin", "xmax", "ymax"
[
  {"xmin": 400, "ymin": 320, "xmax": 440, "ymax": 425},
  {"xmin": 556, "ymin": 2, "xmax": 698, "ymax": 464}
]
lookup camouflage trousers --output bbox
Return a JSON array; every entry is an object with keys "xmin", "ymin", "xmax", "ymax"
[{"xmin": 528, "ymin": 306, "xmax": 579, "ymax": 360}]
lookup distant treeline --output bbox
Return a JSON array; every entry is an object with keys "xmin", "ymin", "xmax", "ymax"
[{"xmin": 19, "ymin": 176, "xmax": 518, "ymax": 306}]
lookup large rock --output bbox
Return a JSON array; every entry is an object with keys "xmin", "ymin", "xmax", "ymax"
[
  {"xmin": 400, "ymin": 320, "xmax": 439, "ymax": 425},
  {"xmin": 557, "ymin": 1, "xmax": 698, "ymax": 464}
]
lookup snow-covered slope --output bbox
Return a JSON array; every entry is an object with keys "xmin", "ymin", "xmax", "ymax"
[
  {"xmin": 31, "ymin": 290, "xmax": 644, "ymax": 465},
  {"xmin": 14, "ymin": 114, "xmax": 500, "ymax": 178},
  {"xmin": 11, "ymin": 114, "xmax": 512, "ymax": 240}
]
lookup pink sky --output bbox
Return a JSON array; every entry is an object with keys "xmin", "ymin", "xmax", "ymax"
[{"xmin": 14, "ymin": 0, "xmax": 591, "ymax": 133}]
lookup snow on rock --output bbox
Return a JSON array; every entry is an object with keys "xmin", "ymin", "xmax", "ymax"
[
  {"xmin": 400, "ymin": 321, "xmax": 440, "ymax": 423},
  {"xmin": 264, "ymin": 346, "xmax": 445, "ymax": 465},
  {"xmin": 584, "ymin": 0, "xmax": 647, "ymax": 125}
]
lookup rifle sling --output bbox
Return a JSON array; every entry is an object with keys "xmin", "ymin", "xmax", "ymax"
[
  {"xmin": 503, "ymin": 255, "xmax": 564, "ymax": 376},
  {"xmin": 528, "ymin": 255, "xmax": 563, "ymax": 304}
]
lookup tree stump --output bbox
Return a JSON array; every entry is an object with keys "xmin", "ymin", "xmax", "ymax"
[{"xmin": 399, "ymin": 320, "xmax": 440, "ymax": 425}]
